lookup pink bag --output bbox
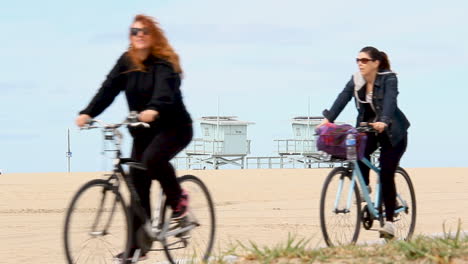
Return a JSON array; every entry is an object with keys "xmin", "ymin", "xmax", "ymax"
[{"xmin": 315, "ymin": 123, "xmax": 367, "ymax": 160}]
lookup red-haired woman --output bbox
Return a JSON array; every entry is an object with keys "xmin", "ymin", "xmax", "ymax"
[{"xmin": 76, "ymin": 14, "xmax": 192, "ymax": 261}]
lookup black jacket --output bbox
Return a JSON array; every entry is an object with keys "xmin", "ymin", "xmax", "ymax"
[
  {"xmin": 80, "ymin": 53, "xmax": 192, "ymax": 130},
  {"xmin": 323, "ymin": 72, "xmax": 410, "ymax": 146}
]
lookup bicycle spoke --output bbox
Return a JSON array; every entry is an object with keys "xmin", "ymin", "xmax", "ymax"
[
  {"xmin": 64, "ymin": 180, "xmax": 130, "ymax": 264},
  {"xmin": 392, "ymin": 168, "xmax": 416, "ymax": 241},
  {"xmin": 320, "ymin": 167, "xmax": 361, "ymax": 246},
  {"xmin": 163, "ymin": 175, "xmax": 215, "ymax": 263}
]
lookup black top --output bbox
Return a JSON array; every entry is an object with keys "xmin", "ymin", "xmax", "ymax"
[
  {"xmin": 362, "ymin": 103, "xmax": 376, "ymax": 123},
  {"xmin": 80, "ymin": 53, "xmax": 192, "ymax": 129}
]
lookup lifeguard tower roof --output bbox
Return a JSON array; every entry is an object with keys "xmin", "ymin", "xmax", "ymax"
[
  {"xmin": 291, "ymin": 116, "xmax": 325, "ymax": 125},
  {"xmin": 200, "ymin": 116, "xmax": 255, "ymax": 125}
]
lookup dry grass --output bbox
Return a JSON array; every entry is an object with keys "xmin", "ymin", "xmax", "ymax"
[{"xmin": 212, "ymin": 221, "xmax": 468, "ymax": 264}]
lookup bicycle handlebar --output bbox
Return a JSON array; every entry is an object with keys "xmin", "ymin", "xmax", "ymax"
[
  {"xmin": 357, "ymin": 122, "xmax": 378, "ymax": 133},
  {"xmin": 81, "ymin": 111, "xmax": 150, "ymax": 130}
]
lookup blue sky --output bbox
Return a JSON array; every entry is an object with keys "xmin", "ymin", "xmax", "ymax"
[{"xmin": 1, "ymin": 0, "xmax": 467, "ymax": 172}]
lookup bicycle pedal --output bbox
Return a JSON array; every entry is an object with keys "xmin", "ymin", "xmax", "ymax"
[
  {"xmin": 170, "ymin": 218, "xmax": 184, "ymax": 225},
  {"xmin": 168, "ymin": 221, "xmax": 184, "ymax": 231},
  {"xmin": 175, "ymin": 233, "xmax": 191, "ymax": 239}
]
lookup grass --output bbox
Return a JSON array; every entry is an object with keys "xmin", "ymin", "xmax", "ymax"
[{"xmin": 212, "ymin": 220, "xmax": 468, "ymax": 264}]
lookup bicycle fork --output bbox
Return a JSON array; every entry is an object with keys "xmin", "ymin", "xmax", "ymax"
[{"xmin": 89, "ymin": 180, "xmax": 120, "ymax": 237}]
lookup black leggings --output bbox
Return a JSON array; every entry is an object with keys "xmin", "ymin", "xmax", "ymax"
[
  {"xmin": 357, "ymin": 132, "xmax": 407, "ymax": 222},
  {"xmin": 129, "ymin": 124, "xmax": 193, "ymax": 245}
]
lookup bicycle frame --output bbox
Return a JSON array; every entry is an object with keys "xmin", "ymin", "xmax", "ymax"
[
  {"xmin": 115, "ymin": 158, "xmax": 196, "ymax": 243},
  {"xmin": 335, "ymin": 157, "xmax": 408, "ymax": 220},
  {"xmin": 352, "ymin": 158, "xmax": 381, "ymax": 218},
  {"xmin": 89, "ymin": 119, "xmax": 196, "ymax": 244}
]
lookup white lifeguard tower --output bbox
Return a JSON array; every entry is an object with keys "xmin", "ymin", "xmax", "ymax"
[
  {"xmin": 275, "ymin": 116, "xmax": 324, "ymax": 157},
  {"xmin": 184, "ymin": 116, "xmax": 255, "ymax": 169},
  {"xmin": 272, "ymin": 116, "xmax": 345, "ymax": 168}
]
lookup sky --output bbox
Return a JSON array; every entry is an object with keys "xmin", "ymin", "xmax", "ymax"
[{"xmin": 1, "ymin": 0, "xmax": 467, "ymax": 173}]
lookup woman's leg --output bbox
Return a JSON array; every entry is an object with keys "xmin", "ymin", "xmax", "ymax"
[
  {"xmin": 129, "ymin": 134, "xmax": 153, "ymax": 247},
  {"xmin": 379, "ymin": 134, "xmax": 407, "ymax": 222},
  {"xmin": 142, "ymin": 125, "xmax": 193, "ymax": 209},
  {"xmin": 357, "ymin": 132, "xmax": 379, "ymax": 185}
]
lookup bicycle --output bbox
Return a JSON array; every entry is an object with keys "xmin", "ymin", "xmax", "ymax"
[
  {"xmin": 319, "ymin": 123, "xmax": 416, "ymax": 246},
  {"xmin": 63, "ymin": 113, "xmax": 216, "ymax": 263}
]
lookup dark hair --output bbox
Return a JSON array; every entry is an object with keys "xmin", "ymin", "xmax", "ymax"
[{"xmin": 360, "ymin": 46, "xmax": 391, "ymax": 71}]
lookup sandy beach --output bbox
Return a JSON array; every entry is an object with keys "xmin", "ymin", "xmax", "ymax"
[{"xmin": 0, "ymin": 167, "xmax": 467, "ymax": 263}]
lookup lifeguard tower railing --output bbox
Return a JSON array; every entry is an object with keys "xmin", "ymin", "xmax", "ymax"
[
  {"xmin": 274, "ymin": 139, "xmax": 318, "ymax": 156},
  {"xmin": 183, "ymin": 139, "xmax": 252, "ymax": 169},
  {"xmin": 186, "ymin": 138, "xmax": 251, "ymax": 156}
]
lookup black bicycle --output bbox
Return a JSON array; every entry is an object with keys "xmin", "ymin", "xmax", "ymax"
[{"xmin": 63, "ymin": 113, "xmax": 216, "ymax": 263}]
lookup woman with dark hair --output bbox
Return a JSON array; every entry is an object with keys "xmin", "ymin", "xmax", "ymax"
[
  {"xmin": 319, "ymin": 46, "xmax": 410, "ymax": 238},
  {"xmin": 76, "ymin": 14, "xmax": 192, "ymax": 261}
]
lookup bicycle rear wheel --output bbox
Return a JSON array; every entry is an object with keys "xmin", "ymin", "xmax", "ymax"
[
  {"xmin": 163, "ymin": 175, "xmax": 216, "ymax": 264},
  {"xmin": 320, "ymin": 167, "xmax": 362, "ymax": 246},
  {"xmin": 64, "ymin": 179, "xmax": 131, "ymax": 264},
  {"xmin": 393, "ymin": 167, "xmax": 416, "ymax": 241}
]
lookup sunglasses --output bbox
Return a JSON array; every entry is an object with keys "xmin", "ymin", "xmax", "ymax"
[
  {"xmin": 356, "ymin": 58, "xmax": 375, "ymax": 64},
  {"xmin": 130, "ymin": 27, "xmax": 150, "ymax": 36}
]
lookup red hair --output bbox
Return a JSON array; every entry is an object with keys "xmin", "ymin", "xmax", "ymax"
[{"xmin": 127, "ymin": 14, "xmax": 182, "ymax": 73}]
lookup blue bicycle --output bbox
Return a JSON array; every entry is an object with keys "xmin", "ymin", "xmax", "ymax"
[{"xmin": 319, "ymin": 124, "xmax": 416, "ymax": 246}]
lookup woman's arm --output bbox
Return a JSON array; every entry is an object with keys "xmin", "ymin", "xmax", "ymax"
[
  {"xmin": 322, "ymin": 78, "xmax": 354, "ymax": 122},
  {"xmin": 380, "ymin": 74, "xmax": 399, "ymax": 125},
  {"xmin": 79, "ymin": 54, "xmax": 127, "ymax": 118}
]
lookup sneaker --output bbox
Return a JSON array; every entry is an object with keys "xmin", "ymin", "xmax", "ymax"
[
  {"xmin": 359, "ymin": 185, "xmax": 372, "ymax": 203},
  {"xmin": 114, "ymin": 247, "xmax": 148, "ymax": 263},
  {"xmin": 379, "ymin": 222, "xmax": 395, "ymax": 239},
  {"xmin": 171, "ymin": 189, "xmax": 189, "ymax": 220}
]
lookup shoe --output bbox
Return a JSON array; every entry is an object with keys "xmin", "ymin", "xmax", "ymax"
[
  {"xmin": 379, "ymin": 222, "xmax": 395, "ymax": 239},
  {"xmin": 359, "ymin": 185, "xmax": 372, "ymax": 203},
  {"xmin": 114, "ymin": 247, "xmax": 148, "ymax": 263},
  {"xmin": 171, "ymin": 189, "xmax": 189, "ymax": 220}
]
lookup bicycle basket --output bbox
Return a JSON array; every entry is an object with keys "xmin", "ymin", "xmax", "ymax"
[{"xmin": 315, "ymin": 123, "xmax": 367, "ymax": 160}]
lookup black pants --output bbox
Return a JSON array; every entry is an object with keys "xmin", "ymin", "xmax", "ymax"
[
  {"xmin": 357, "ymin": 132, "xmax": 407, "ymax": 222},
  {"xmin": 129, "ymin": 124, "xmax": 193, "ymax": 245}
]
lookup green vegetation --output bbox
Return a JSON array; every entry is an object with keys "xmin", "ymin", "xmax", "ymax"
[{"xmin": 214, "ymin": 221, "xmax": 467, "ymax": 264}]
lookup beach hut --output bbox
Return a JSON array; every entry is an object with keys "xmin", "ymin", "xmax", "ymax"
[{"xmin": 185, "ymin": 116, "xmax": 255, "ymax": 169}]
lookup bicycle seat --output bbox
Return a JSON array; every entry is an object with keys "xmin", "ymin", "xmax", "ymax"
[{"xmin": 120, "ymin": 158, "xmax": 147, "ymax": 170}]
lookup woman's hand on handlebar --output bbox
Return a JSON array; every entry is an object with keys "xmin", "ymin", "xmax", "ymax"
[
  {"xmin": 76, "ymin": 114, "xmax": 91, "ymax": 127},
  {"xmin": 317, "ymin": 118, "xmax": 330, "ymax": 128},
  {"xmin": 138, "ymin": 109, "xmax": 159, "ymax": 123},
  {"xmin": 369, "ymin": 122, "xmax": 387, "ymax": 133}
]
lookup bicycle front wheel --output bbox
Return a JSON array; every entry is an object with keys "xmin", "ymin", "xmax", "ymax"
[
  {"xmin": 64, "ymin": 179, "xmax": 131, "ymax": 264},
  {"xmin": 393, "ymin": 167, "xmax": 417, "ymax": 241},
  {"xmin": 163, "ymin": 175, "xmax": 216, "ymax": 264},
  {"xmin": 320, "ymin": 167, "xmax": 362, "ymax": 247}
]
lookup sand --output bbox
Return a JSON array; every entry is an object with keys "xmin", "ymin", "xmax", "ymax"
[{"xmin": 0, "ymin": 167, "xmax": 467, "ymax": 263}]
